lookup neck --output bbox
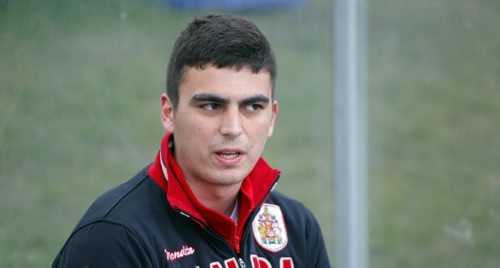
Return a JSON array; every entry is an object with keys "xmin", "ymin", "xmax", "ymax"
[{"xmin": 185, "ymin": 180, "xmax": 241, "ymax": 216}]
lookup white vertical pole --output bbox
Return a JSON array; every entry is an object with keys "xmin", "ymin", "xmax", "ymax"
[{"xmin": 332, "ymin": 0, "xmax": 368, "ymax": 267}]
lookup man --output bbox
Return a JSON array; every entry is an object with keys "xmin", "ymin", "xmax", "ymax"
[{"xmin": 53, "ymin": 14, "xmax": 330, "ymax": 267}]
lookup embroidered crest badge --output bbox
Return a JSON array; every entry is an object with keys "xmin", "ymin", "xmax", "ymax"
[{"xmin": 252, "ymin": 203, "xmax": 288, "ymax": 252}]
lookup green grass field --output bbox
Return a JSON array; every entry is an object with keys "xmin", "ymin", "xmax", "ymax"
[{"xmin": 1, "ymin": 0, "xmax": 499, "ymax": 267}]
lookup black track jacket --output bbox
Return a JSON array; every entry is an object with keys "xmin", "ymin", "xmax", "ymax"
[{"xmin": 52, "ymin": 135, "xmax": 330, "ymax": 267}]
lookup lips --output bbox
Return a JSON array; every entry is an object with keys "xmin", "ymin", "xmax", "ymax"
[
  {"xmin": 214, "ymin": 149, "xmax": 245, "ymax": 166},
  {"xmin": 216, "ymin": 151, "xmax": 241, "ymax": 159}
]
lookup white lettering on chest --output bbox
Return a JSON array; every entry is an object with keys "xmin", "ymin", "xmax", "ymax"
[{"xmin": 164, "ymin": 245, "xmax": 196, "ymax": 261}]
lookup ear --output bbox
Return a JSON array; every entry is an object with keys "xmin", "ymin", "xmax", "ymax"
[
  {"xmin": 160, "ymin": 93, "xmax": 175, "ymax": 133},
  {"xmin": 267, "ymin": 100, "xmax": 279, "ymax": 137}
]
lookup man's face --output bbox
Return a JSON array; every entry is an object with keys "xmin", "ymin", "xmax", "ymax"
[{"xmin": 161, "ymin": 64, "xmax": 278, "ymax": 189}]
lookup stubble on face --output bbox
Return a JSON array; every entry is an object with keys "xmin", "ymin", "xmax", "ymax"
[{"xmin": 166, "ymin": 65, "xmax": 277, "ymax": 191}]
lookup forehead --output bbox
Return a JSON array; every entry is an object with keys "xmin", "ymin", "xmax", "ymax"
[{"xmin": 178, "ymin": 65, "xmax": 273, "ymax": 99}]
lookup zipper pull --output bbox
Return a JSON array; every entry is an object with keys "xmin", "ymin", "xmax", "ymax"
[
  {"xmin": 238, "ymin": 258, "xmax": 246, "ymax": 268},
  {"xmin": 233, "ymin": 236, "xmax": 241, "ymax": 254}
]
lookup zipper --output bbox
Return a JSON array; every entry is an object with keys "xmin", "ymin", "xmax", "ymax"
[
  {"xmin": 239, "ymin": 178, "xmax": 280, "ymax": 257},
  {"xmin": 174, "ymin": 206, "xmax": 245, "ymax": 266},
  {"xmin": 173, "ymin": 174, "xmax": 280, "ymax": 268},
  {"xmin": 238, "ymin": 257, "xmax": 246, "ymax": 268},
  {"xmin": 203, "ymin": 224, "xmax": 248, "ymax": 267}
]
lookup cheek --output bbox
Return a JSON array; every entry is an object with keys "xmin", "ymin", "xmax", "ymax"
[
  {"xmin": 178, "ymin": 120, "xmax": 213, "ymax": 146},
  {"xmin": 247, "ymin": 123, "xmax": 272, "ymax": 149},
  {"xmin": 249, "ymin": 117, "xmax": 274, "ymax": 137},
  {"xmin": 175, "ymin": 113, "xmax": 208, "ymax": 133}
]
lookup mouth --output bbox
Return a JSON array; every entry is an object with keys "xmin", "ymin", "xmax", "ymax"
[
  {"xmin": 214, "ymin": 148, "xmax": 245, "ymax": 165},
  {"xmin": 215, "ymin": 151, "xmax": 243, "ymax": 159}
]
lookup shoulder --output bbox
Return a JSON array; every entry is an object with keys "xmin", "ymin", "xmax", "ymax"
[
  {"xmin": 53, "ymin": 167, "xmax": 168, "ymax": 267},
  {"xmin": 76, "ymin": 167, "xmax": 166, "ymax": 228},
  {"xmin": 52, "ymin": 221, "xmax": 152, "ymax": 267},
  {"xmin": 266, "ymin": 191, "xmax": 311, "ymax": 215}
]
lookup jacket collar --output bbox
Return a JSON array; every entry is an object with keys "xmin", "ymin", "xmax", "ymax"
[{"xmin": 148, "ymin": 133, "xmax": 281, "ymax": 251}]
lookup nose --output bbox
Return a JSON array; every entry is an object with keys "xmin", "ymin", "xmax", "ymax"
[{"xmin": 220, "ymin": 107, "xmax": 243, "ymax": 137}]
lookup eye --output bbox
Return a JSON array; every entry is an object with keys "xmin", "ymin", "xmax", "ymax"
[
  {"xmin": 244, "ymin": 103, "xmax": 264, "ymax": 112},
  {"xmin": 200, "ymin": 103, "xmax": 221, "ymax": 111}
]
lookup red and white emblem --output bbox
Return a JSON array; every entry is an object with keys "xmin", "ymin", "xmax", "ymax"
[{"xmin": 252, "ymin": 203, "xmax": 288, "ymax": 252}]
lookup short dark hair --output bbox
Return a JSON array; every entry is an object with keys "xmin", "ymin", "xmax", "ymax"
[{"xmin": 166, "ymin": 14, "xmax": 277, "ymax": 109}]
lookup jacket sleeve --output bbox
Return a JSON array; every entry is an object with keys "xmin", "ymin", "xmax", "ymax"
[
  {"xmin": 305, "ymin": 208, "xmax": 331, "ymax": 268},
  {"xmin": 52, "ymin": 221, "xmax": 151, "ymax": 268}
]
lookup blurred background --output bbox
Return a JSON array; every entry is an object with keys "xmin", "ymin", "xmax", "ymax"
[{"xmin": 1, "ymin": 0, "xmax": 499, "ymax": 267}]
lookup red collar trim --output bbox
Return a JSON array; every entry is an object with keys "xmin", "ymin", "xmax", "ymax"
[{"xmin": 148, "ymin": 134, "xmax": 281, "ymax": 251}]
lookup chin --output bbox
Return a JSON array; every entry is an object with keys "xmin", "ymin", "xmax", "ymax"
[{"xmin": 214, "ymin": 170, "xmax": 250, "ymax": 185}]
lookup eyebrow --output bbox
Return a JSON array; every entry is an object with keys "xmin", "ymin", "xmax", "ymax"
[
  {"xmin": 190, "ymin": 93, "xmax": 270, "ymax": 106},
  {"xmin": 190, "ymin": 93, "xmax": 228, "ymax": 105},
  {"xmin": 239, "ymin": 95, "xmax": 270, "ymax": 106}
]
